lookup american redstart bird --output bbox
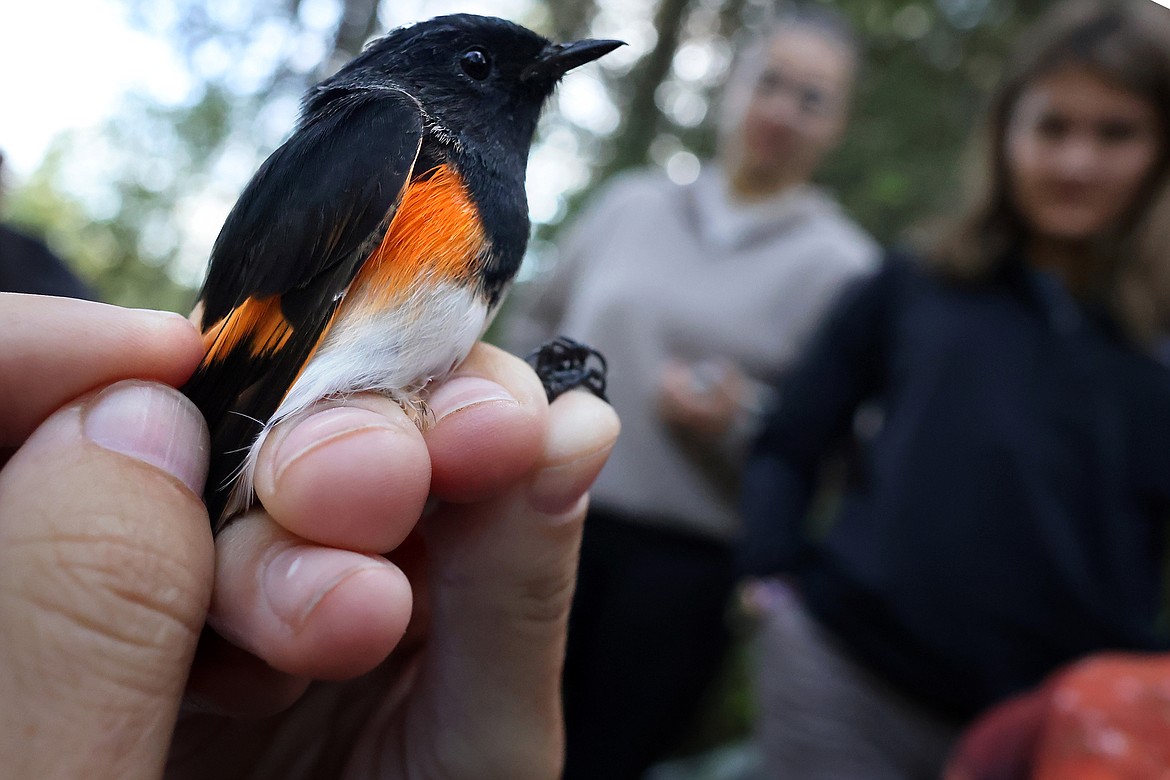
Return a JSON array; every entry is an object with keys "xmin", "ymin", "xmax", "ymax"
[{"xmin": 181, "ymin": 14, "xmax": 622, "ymax": 529}]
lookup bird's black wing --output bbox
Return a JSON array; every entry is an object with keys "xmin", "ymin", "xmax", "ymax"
[
  {"xmin": 198, "ymin": 89, "xmax": 425, "ymax": 327},
  {"xmin": 182, "ymin": 89, "xmax": 425, "ymax": 525}
]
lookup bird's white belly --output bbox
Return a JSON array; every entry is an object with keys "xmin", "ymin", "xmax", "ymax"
[
  {"xmin": 225, "ymin": 281, "xmax": 489, "ymax": 517},
  {"xmin": 278, "ymin": 281, "xmax": 489, "ymax": 415}
]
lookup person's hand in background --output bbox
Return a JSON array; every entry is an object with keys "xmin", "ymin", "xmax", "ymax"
[{"xmin": 657, "ymin": 359, "xmax": 753, "ymax": 441}]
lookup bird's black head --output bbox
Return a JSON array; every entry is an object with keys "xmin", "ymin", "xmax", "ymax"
[{"xmin": 306, "ymin": 15, "xmax": 622, "ymax": 172}]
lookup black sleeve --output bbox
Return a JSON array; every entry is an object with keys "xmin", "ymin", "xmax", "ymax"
[
  {"xmin": 0, "ymin": 226, "xmax": 97, "ymax": 300},
  {"xmin": 736, "ymin": 257, "xmax": 902, "ymax": 577}
]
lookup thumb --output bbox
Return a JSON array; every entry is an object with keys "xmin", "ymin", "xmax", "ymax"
[
  {"xmin": 415, "ymin": 392, "xmax": 619, "ymax": 776},
  {"xmin": 0, "ymin": 381, "xmax": 214, "ymax": 779}
]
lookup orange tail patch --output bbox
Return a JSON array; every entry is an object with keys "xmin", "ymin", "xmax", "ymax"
[{"xmin": 200, "ymin": 295, "xmax": 293, "ymax": 366}]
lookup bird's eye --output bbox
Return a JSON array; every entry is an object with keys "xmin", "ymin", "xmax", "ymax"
[{"xmin": 460, "ymin": 48, "xmax": 492, "ymax": 81}]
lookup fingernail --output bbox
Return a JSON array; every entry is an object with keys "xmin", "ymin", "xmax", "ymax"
[
  {"xmin": 529, "ymin": 396, "xmax": 619, "ymax": 515},
  {"xmin": 263, "ymin": 546, "xmax": 387, "ymax": 628},
  {"xmin": 131, "ymin": 308, "xmax": 194, "ymax": 325},
  {"xmin": 83, "ymin": 380, "xmax": 209, "ymax": 495},
  {"xmin": 271, "ymin": 406, "xmax": 401, "ymax": 483},
  {"xmin": 427, "ymin": 376, "xmax": 515, "ymax": 422}
]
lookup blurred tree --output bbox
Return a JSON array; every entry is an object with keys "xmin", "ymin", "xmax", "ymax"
[
  {"xmin": 6, "ymin": 139, "xmax": 195, "ymax": 311},
  {"xmin": 599, "ymin": 0, "xmax": 695, "ymax": 178},
  {"xmin": 819, "ymin": 0, "xmax": 1037, "ymax": 245},
  {"xmin": 6, "ymin": 0, "xmax": 384, "ymax": 311},
  {"xmin": 546, "ymin": 0, "xmax": 598, "ymax": 40},
  {"xmin": 560, "ymin": 0, "xmax": 1042, "ymax": 247}
]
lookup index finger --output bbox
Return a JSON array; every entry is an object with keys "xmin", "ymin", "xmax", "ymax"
[
  {"xmin": 249, "ymin": 342, "xmax": 549, "ymax": 550},
  {"xmin": 0, "ymin": 294, "xmax": 205, "ymax": 446}
]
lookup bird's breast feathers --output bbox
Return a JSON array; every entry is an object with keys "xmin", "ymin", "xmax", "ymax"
[{"xmin": 268, "ymin": 161, "xmax": 495, "ymax": 437}]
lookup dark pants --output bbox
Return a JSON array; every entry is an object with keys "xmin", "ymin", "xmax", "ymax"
[{"xmin": 562, "ymin": 508, "xmax": 735, "ymax": 780}]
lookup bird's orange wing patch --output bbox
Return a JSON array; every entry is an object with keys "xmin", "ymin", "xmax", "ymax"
[
  {"xmin": 200, "ymin": 295, "xmax": 293, "ymax": 366},
  {"xmin": 197, "ymin": 165, "xmax": 482, "ymax": 372},
  {"xmin": 351, "ymin": 164, "xmax": 486, "ymax": 297}
]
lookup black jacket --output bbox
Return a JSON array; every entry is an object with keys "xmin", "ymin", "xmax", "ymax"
[
  {"xmin": 740, "ymin": 255, "xmax": 1170, "ymax": 719},
  {"xmin": 0, "ymin": 224, "xmax": 95, "ymax": 299}
]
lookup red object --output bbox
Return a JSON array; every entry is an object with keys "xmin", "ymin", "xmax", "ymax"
[{"xmin": 947, "ymin": 653, "xmax": 1170, "ymax": 780}]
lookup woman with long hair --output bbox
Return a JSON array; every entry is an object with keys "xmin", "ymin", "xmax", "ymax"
[{"xmin": 739, "ymin": 1, "xmax": 1170, "ymax": 776}]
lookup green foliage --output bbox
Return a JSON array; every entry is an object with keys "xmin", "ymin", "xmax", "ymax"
[
  {"xmin": 6, "ymin": 143, "xmax": 195, "ymax": 311},
  {"xmin": 817, "ymin": 0, "xmax": 1036, "ymax": 245},
  {"xmin": 6, "ymin": 81, "xmax": 293, "ymax": 312},
  {"xmin": 674, "ymin": 630, "xmax": 759, "ymax": 754}
]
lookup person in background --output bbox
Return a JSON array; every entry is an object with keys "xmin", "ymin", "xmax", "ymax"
[
  {"xmin": 738, "ymin": 1, "xmax": 1170, "ymax": 777},
  {"xmin": 944, "ymin": 189, "xmax": 1170, "ymax": 780},
  {"xmin": 505, "ymin": 7, "xmax": 878, "ymax": 778},
  {"xmin": 0, "ymin": 150, "xmax": 95, "ymax": 299}
]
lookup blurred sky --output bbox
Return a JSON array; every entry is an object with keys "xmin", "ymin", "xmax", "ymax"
[
  {"xmin": 0, "ymin": 0, "xmax": 191, "ymax": 176},
  {"xmin": 0, "ymin": 0, "xmax": 550, "ymax": 177}
]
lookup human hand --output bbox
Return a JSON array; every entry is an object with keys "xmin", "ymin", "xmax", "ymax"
[
  {"xmin": 0, "ymin": 294, "xmax": 212, "ymax": 778},
  {"xmin": 173, "ymin": 342, "xmax": 619, "ymax": 779},
  {"xmin": 0, "ymin": 294, "xmax": 620, "ymax": 779},
  {"xmin": 735, "ymin": 577, "xmax": 803, "ymax": 623},
  {"xmin": 657, "ymin": 359, "xmax": 749, "ymax": 440}
]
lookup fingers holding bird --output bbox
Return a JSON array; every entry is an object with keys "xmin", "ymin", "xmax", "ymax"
[
  {"xmin": 194, "ymin": 343, "xmax": 556, "ymax": 707},
  {"xmin": 251, "ymin": 394, "xmax": 433, "ymax": 553},
  {"xmin": 251, "ymin": 342, "xmax": 551, "ymax": 550}
]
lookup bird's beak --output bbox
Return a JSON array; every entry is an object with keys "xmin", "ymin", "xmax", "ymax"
[{"xmin": 522, "ymin": 38, "xmax": 625, "ymax": 83}]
